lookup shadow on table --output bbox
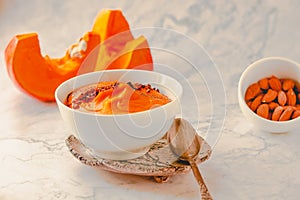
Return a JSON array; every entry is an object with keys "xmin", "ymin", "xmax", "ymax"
[
  {"xmin": 97, "ymin": 168, "xmax": 200, "ymax": 198},
  {"xmin": 74, "ymin": 161, "xmax": 202, "ymax": 198}
]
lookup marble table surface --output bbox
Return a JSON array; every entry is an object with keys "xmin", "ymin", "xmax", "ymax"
[{"xmin": 1, "ymin": 0, "xmax": 300, "ymax": 199}]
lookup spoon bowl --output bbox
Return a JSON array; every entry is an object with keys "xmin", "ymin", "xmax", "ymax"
[
  {"xmin": 167, "ymin": 118, "xmax": 213, "ymax": 200},
  {"xmin": 168, "ymin": 118, "xmax": 201, "ymax": 159}
]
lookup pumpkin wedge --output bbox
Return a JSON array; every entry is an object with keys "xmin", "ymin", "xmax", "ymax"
[
  {"xmin": 91, "ymin": 9, "xmax": 153, "ymax": 71},
  {"xmin": 5, "ymin": 32, "xmax": 100, "ymax": 101}
]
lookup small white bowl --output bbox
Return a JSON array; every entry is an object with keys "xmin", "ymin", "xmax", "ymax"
[
  {"xmin": 238, "ymin": 57, "xmax": 300, "ymax": 133},
  {"xmin": 55, "ymin": 69, "xmax": 182, "ymax": 160}
]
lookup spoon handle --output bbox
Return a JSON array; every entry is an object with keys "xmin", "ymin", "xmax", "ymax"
[{"xmin": 189, "ymin": 160, "xmax": 213, "ymax": 200}]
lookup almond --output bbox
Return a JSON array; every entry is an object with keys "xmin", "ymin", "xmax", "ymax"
[
  {"xmin": 277, "ymin": 90, "xmax": 287, "ymax": 106},
  {"xmin": 286, "ymin": 88, "xmax": 296, "ymax": 106},
  {"xmin": 272, "ymin": 106, "xmax": 284, "ymax": 121},
  {"xmin": 269, "ymin": 102, "xmax": 279, "ymax": 110},
  {"xmin": 256, "ymin": 104, "xmax": 269, "ymax": 119},
  {"xmin": 292, "ymin": 110, "xmax": 300, "ymax": 119},
  {"xmin": 282, "ymin": 79, "xmax": 295, "ymax": 91},
  {"xmin": 245, "ymin": 75, "xmax": 300, "ymax": 122},
  {"xmin": 262, "ymin": 89, "xmax": 277, "ymax": 103},
  {"xmin": 250, "ymin": 94, "xmax": 263, "ymax": 111},
  {"xmin": 279, "ymin": 106, "xmax": 294, "ymax": 121},
  {"xmin": 268, "ymin": 76, "xmax": 282, "ymax": 91},
  {"xmin": 283, "ymin": 105, "xmax": 297, "ymax": 110},
  {"xmin": 245, "ymin": 83, "xmax": 261, "ymax": 101},
  {"xmin": 258, "ymin": 78, "xmax": 269, "ymax": 90}
]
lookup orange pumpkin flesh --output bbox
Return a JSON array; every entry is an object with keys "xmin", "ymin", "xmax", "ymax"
[{"xmin": 5, "ymin": 32, "xmax": 100, "ymax": 101}]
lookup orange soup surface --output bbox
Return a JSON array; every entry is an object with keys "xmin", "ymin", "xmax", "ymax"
[{"xmin": 65, "ymin": 81, "xmax": 171, "ymax": 114}]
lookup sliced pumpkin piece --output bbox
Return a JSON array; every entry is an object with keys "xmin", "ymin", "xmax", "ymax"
[
  {"xmin": 5, "ymin": 32, "xmax": 100, "ymax": 101},
  {"xmin": 92, "ymin": 9, "xmax": 153, "ymax": 71}
]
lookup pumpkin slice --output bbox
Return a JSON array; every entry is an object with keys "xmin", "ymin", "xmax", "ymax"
[
  {"xmin": 92, "ymin": 9, "xmax": 153, "ymax": 71},
  {"xmin": 5, "ymin": 32, "xmax": 100, "ymax": 101}
]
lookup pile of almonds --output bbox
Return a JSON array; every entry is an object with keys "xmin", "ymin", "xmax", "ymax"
[{"xmin": 245, "ymin": 76, "xmax": 300, "ymax": 121}]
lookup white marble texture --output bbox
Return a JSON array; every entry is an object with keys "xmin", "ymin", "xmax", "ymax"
[{"xmin": 1, "ymin": 0, "xmax": 300, "ymax": 199}]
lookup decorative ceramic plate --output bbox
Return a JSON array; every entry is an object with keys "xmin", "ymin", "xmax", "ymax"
[{"xmin": 65, "ymin": 134, "xmax": 212, "ymax": 183}]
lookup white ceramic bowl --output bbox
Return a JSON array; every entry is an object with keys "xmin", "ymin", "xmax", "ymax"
[
  {"xmin": 55, "ymin": 69, "xmax": 182, "ymax": 160},
  {"xmin": 238, "ymin": 57, "xmax": 300, "ymax": 133}
]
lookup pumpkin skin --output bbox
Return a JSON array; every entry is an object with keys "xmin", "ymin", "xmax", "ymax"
[{"xmin": 5, "ymin": 32, "xmax": 100, "ymax": 102}]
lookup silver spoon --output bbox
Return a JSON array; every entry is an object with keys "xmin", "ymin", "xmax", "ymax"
[{"xmin": 167, "ymin": 118, "xmax": 213, "ymax": 200}]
